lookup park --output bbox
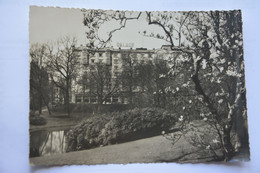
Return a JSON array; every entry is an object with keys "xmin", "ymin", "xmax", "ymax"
[{"xmin": 29, "ymin": 7, "xmax": 250, "ymax": 165}]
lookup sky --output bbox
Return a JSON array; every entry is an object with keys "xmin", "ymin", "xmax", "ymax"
[
  {"xmin": 29, "ymin": 6, "xmax": 169, "ymax": 49},
  {"xmin": 29, "ymin": 7, "xmax": 86, "ymax": 45}
]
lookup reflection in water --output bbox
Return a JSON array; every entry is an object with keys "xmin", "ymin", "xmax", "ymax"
[{"xmin": 30, "ymin": 130, "xmax": 67, "ymax": 157}]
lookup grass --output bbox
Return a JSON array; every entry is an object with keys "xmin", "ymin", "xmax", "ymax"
[{"xmin": 29, "ymin": 126, "xmax": 218, "ymax": 166}]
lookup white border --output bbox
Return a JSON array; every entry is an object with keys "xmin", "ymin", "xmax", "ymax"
[{"xmin": 0, "ymin": 0, "xmax": 259, "ymax": 173}]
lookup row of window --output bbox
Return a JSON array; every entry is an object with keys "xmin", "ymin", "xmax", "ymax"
[
  {"xmin": 84, "ymin": 52, "xmax": 150, "ymax": 62},
  {"xmin": 75, "ymin": 96, "xmax": 119, "ymax": 103},
  {"xmin": 88, "ymin": 58, "xmax": 119, "ymax": 63},
  {"xmin": 84, "ymin": 54, "xmax": 150, "ymax": 64}
]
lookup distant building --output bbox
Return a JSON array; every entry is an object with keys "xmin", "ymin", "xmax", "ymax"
[{"xmin": 50, "ymin": 45, "xmax": 192, "ymax": 105}]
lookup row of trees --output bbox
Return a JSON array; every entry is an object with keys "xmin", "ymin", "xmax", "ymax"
[
  {"xmin": 30, "ymin": 37, "xmax": 80, "ymax": 117},
  {"xmin": 30, "ymin": 10, "xmax": 146, "ymax": 116},
  {"xmin": 76, "ymin": 57, "xmax": 174, "ymax": 108},
  {"xmin": 30, "ymin": 41, "xmax": 185, "ymax": 116}
]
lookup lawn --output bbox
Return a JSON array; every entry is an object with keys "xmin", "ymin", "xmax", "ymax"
[{"xmin": 30, "ymin": 130, "xmax": 215, "ymax": 166}]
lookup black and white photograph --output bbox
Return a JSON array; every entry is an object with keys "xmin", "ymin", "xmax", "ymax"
[{"xmin": 29, "ymin": 6, "xmax": 250, "ymax": 165}]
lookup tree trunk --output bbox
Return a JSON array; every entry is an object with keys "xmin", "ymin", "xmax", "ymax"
[
  {"xmin": 65, "ymin": 78, "xmax": 71, "ymax": 117},
  {"xmin": 191, "ymin": 56, "xmax": 235, "ymax": 161},
  {"xmin": 43, "ymin": 98, "xmax": 52, "ymax": 116},
  {"xmin": 222, "ymin": 124, "xmax": 235, "ymax": 161},
  {"xmin": 46, "ymin": 104, "xmax": 52, "ymax": 115},
  {"xmin": 97, "ymin": 103, "xmax": 102, "ymax": 114},
  {"xmin": 65, "ymin": 89, "xmax": 70, "ymax": 117},
  {"xmin": 38, "ymin": 96, "xmax": 42, "ymax": 115},
  {"xmin": 39, "ymin": 92, "xmax": 52, "ymax": 115},
  {"xmin": 128, "ymin": 75, "xmax": 133, "ymax": 107},
  {"xmin": 96, "ymin": 95, "xmax": 103, "ymax": 114},
  {"xmin": 67, "ymin": 99, "xmax": 70, "ymax": 117}
]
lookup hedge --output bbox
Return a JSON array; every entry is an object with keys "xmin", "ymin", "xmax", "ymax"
[
  {"xmin": 52, "ymin": 103, "xmax": 130, "ymax": 114},
  {"xmin": 30, "ymin": 116, "xmax": 47, "ymax": 126},
  {"xmin": 66, "ymin": 107, "xmax": 177, "ymax": 152}
]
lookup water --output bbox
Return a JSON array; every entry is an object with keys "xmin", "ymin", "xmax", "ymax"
[{"xmin": 30, "ymin": 130, "xmax": 68, "ymax": 157}]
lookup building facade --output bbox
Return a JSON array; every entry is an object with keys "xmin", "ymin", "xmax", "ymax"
[{"xmin": 51, "ymin": 45, "xmax": 190, "ymax": 105}]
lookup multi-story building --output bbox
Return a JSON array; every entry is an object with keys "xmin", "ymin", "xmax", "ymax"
[{"xmin": 52, "ymin": 45, "xmax": 191, "ymax": 105}]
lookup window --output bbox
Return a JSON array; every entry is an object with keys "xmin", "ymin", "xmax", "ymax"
[
  {"xmin": 122, "ymin": 60, "xmax": 129, "ymax": 67},
  {"xmin": 83, "ymin": 58, "xmax": 89, "ymax": 66},
  {"xmin": 114, "ymin": 59, "xmax": 118, "ymax": 64},
  {"xmin": 114, "ymin": 65, "xmax": 118, "ymax": 70},
  {"xmin": 90, "ymin": 97, "xmax": 96, "ymax": 103},
  {"xmin": 76, "ymin": 96, "xmax": 82, "ymax": 103},
  {"xmin": 99, "ymin": 52, "xmax": 103, "ymax": 57},
  {"xmin": 83, "ymin": 97, "xmax": 89, "ymax": 103},
  {"xmin": 105, "ymin": 97, "xmax": 111, "ymax": 103},
  {"xmin": 112, "ymin": 96, "xmax": 119, "ymax": 103},
  {"xmin": 90, "ymin": 65, "xmax": 95, "ymax": 70},
  {"xmin": 122, "ymin": 53, "xmax": 127, "ymax": 59},
  {"xmin": 91, "ymin": 59, "xmax": 95, "ymax": 63}
]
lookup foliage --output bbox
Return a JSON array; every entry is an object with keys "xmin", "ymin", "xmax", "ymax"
[
  {"xmin": 66, "ymin": 108, "xmax": 177, "ymax": 151},
  {"xmin": 52, "ymin": 103, "xmax": 130, "ymax": 114},
  {"xmin": 144, "ymin": 10, "xmax": 248, "ymax": 161},
  {"xmin": 120, "ymin": 57, "xmax": 176, "ymax": 108},
  {"xmin": 30, "ymin": 44, "xmax": 51, "ymax": 115},
  {"xmin": 30, "ymin": 116, "xmax": 47, "ymax": 126},
  {"xmin": 80, "ymin": 63, "xmax": 121, "ymax": 105}
]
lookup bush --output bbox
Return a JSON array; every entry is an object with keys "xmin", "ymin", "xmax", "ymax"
[
  {"xmin": 66, "ymin": 107, "xmax": 177, "ymax": 152},
  {"xmin": 30, "ymin": 116, "xmax": 47, "ymax": 126},
  {"xmin": 52, "ymin": 103, "xmax": 130, "ymax": 114}
]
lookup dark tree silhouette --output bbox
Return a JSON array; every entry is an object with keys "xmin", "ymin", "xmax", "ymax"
[{"xmin": 30, "ymin": 44, "xmax": 51, "ymax": 115}]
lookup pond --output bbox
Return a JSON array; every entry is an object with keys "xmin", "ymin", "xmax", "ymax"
[{"xmin": 30, "ymin": 130, "xmax": 69, "ymax": 157}]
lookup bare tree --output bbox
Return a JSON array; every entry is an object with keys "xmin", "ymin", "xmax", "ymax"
[
  {"xmin": 79, "ymin": 9, "xmax": 143, "ymax": 107},
  {"xmin": 30, "ymin": 44, "xmax": 51, "ymax": 115},
  {"xmin": 142, "ymin": 11, "xmax": 190, "ymax": 47},
  {"xmin": 86, "ymin": 63, "xmax": 121, "ymax": 112},
  {"xmin": 82, "ymin": 9, "xmax": 142, "ymax": 49},
  {"xmin": 46, "ymin": 37, "xmax": 80, "ymax": 117}
]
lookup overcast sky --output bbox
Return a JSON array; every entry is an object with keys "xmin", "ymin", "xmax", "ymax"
[{"xmin": 29, "ymin": 6, "xmax": 170, "ymax": 49}]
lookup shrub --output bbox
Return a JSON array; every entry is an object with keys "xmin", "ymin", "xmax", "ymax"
[
  {"xmin": 30, "ymin": 116, "xmax": 47, "ymax": 126},
  {"xmin": 66, "ymin": 107, "xmax": 177, "ymax": 152},
  {"xmin": 29, "ymin": 110, "xmax": 40, "ymax": 117},
  {"xmin": 66, "ymin": 115, "xmax": 111, "ymax": 151},
  {"xmin": 51, "ymin": 103, "xmax": 130, "ymax": 114}
]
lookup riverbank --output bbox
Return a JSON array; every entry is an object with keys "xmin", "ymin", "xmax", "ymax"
[
  {"xmin": 30, "ymin": 133, "xmax": 215, "ymax": 166},
  {"xmin": 29, "ymin": 110, "xmax": 89, "ymax": 132},
  {"xmin": 29, "ymin": 110, "xmax": 216, "ymax": 165}
]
